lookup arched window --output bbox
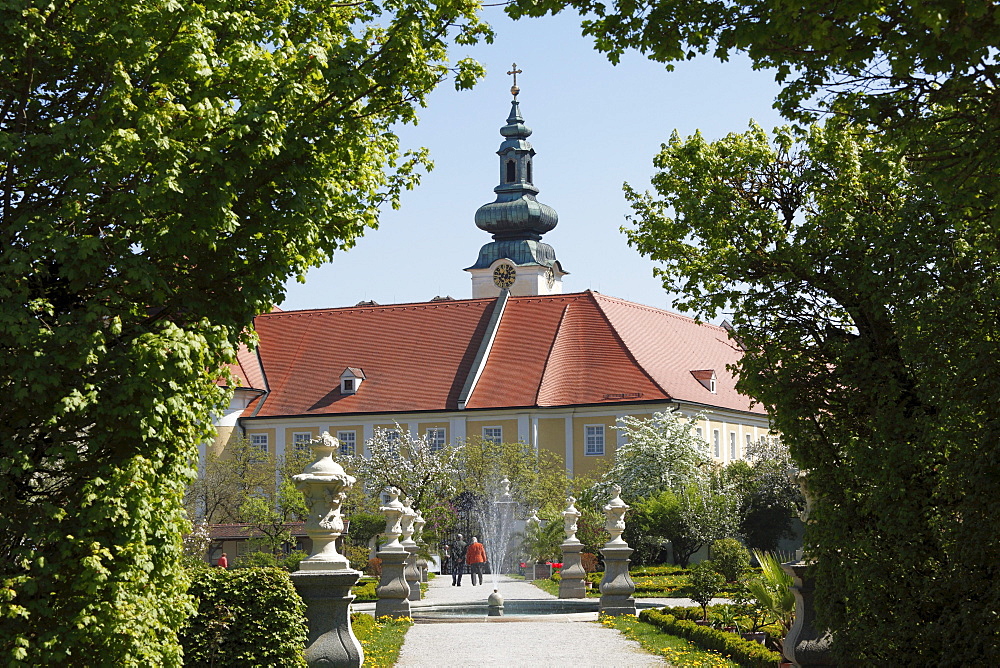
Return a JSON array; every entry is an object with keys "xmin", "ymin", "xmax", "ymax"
[
  {"xmin": 505, "ymin": 160, "xmax": 516, "ymax": 183},
  {"xmin": 526, "ymin": 160, "xmax": 532, "ymax": 183}
]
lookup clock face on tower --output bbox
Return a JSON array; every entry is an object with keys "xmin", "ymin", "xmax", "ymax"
[{"xmin": 493, "ymin": 264, "xmax": 516, "ymax": 289}]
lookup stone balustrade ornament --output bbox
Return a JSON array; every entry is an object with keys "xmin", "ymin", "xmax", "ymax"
[
  {"xmin": 375, "ymin": 487, "xmax": 411, "ymax": 618},
  {"xmin": 603, "ymin": 484, "xmax": 629, "ymax": 546},
  {"xmin": 289, "ymin": 431, "xmax": 363, "ymax": 667},
  {"xmin": 401, "ymin": 497, "xmax": 421, "ymax": 602},
  {"xmin": 293, "ymin": 431, "xmax": 356, "ymax": 570},
  {"xmin": 598, "ymin": 484, "xmax": 636, "ymax": 616},
  {"xmin": 558, "ymin": 496, "xmax": 586, "ymax": 599},
  {"xmin": 413, "ymin": 510, "xmax": 429, "ymax": 583},
  {"xmin": 562, "ymin": 496, "xmax": 581, "ymax": 544}
]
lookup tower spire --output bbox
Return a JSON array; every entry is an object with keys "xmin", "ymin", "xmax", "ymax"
[{"xmin": 465, "ymin": 82, "xmax": 568, "ymax": 298}]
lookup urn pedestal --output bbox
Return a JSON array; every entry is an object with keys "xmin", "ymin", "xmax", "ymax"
[
  {"xmin": 781, "ymin": 561, "xmax": 835, "ymax": 667},
  {"xmin": 292, "ymin": 571, "xmax": 363, "ymax": 668}
]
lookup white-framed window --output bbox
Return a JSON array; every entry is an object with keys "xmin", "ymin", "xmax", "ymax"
[
  {"xmin": 250, "ymin": 433, "xmax": 269, "ymax": 453},
  {"xmin": 696, "ymin": 426, "xmax": 704, "ymax": 440},
  {"xmin": 337, "ymin": 430, "xmax": 356, "ymax": 456},
  {"xmin": 342, "ymin": 378, "xmax": 354, "ymax": 392},
  {"xmin": 585, "ymin": 425, "xmax": 605, "ymax": 456},
  {"xmin": 713, "ymin": 430, "xmax": 720, "ymax": 458},
  {"xmin": 292, "ymin": 432, "xmax": 313, "ymax": 452},
  {"xmin": 483, "ymin": 427, "xmax": 502, "ymax": 445},
  {"xmin": 384, "ymin": 429, "xmax": 400, "ymax": 444},
  {"xmin": 426, "ymin": 428, "xmax": 446, "ymax": 452},
  {"xmin": 730, "ymin": 432, "xmax": 737, "ymax": 460}
]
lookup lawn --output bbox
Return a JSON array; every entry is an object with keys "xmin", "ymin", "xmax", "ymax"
[{"xmin": 351, "ymin": 613, "xmax": 412, "ymax": 668}]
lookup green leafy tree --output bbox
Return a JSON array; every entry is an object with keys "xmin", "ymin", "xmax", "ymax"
[
  {"xmin": 0, "ymin": 1, "xmax": 490, "ymax": 663},
  {"xmin": 710, "ymin": 538, "xmax": 750, "ymax": 583},
  {"xmin": 724, "ymin": 438, "xmax": 803, "ymax": 553},
  {"xmin": 688, "ymin": 561, "xmax": 726, "ymax": 621},
  {"xmin": 505, "ymin": 2, "xmax": 1000, "ymax": 661},
  {"xmin": 619, "ymin": 118, "xmax": 1000, "ymax": 662},
  {"xmin": 456, "ymin": 436, "xmax": 571, "ymax": 516}
]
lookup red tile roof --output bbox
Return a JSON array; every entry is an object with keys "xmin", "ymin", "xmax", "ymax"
[{"xmin": 243, "ymin": 291, "xmax": 764, "ymax": 418}]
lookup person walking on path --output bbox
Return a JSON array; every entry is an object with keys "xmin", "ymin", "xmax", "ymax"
[
  {"xmin": 450, "ymin": 534, "xmax": 467, "ymax": 586},
  {"xmin": 466, "ymin": 536, "xmax": 487, "ymax": 586}
]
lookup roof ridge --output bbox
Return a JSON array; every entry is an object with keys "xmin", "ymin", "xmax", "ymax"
[
  {"xmin": 265, "ymin": 297, "xmax": 499, "ymax": 317},
  {"xmin": 590, "ymin": 292, "xmax": 726, "ymax": 330}
]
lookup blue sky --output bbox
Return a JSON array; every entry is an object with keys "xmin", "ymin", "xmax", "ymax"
[{"xmin": 280, "ymin": 8, "xmax": 785, "ymax": 316}]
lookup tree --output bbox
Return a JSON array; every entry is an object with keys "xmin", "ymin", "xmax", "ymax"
[
  {"xmin": 688, "ymin": 561, "xmax": 725, "ymax": 621},
  {"xmin": 346, "ymin": 427, "xmax": 462, "ymax": 511},
  {"xmin": 456, "ymin": 436, "xmax": 571, "ymax": 516},
  {"xmin": 618, "ymin": 118, "xmax": 1000, "ymax": 663},
  {"xmin": 186, "ymin": 438, "xmax": 279, "ymax": 524},
  {"xmin": 0, "ymin": 1, "xmax": 490, "ymax": 662},
  {"xmin": 724, "ymin": 438, "xmax": 803, "ymax": 553},
  {"xmin": 597, "ymin": 411, "xmax": 711, "ymax": 500}
]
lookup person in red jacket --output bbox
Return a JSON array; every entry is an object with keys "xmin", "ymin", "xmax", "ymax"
[
  {"xmin": 465, "ymin": 537, "xmax": 487, "ymax": 586},
  {"xmin": 217, "ymin": 552, "xmax": 229, "ymax": 569}
]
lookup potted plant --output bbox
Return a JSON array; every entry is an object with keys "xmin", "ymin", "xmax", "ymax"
[
  {"xmin": 746, "ymin": 549, "xmax": 795, "ymax": 653},
  {"xmin": 519, "ymin": 519, "xmax": 562, "ymax": 579}
]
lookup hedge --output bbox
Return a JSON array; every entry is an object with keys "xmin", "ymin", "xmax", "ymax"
[
  {"xmin": 638, "ymin": 609, "xmax": 782, "ymax": 668},
  {"xmin": 179, "ymin": 567, "xmax": 308, "ymax": 667}
]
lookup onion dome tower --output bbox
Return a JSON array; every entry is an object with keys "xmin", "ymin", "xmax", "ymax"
[{"xmin": 466, "ymin": 65, "xmax": 568, "ymax": 298}]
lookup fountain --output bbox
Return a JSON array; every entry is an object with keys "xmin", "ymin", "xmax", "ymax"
[
  {"xmin": 473, "ymin": 476, "xmax": 518, "ymax": 590},
  {"xmin": 290, "ymin": 431, "xmax": 363, "ymax": 667}
]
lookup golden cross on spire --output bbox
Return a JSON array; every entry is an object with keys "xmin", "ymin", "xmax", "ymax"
[{"xmin": 507, "ymin": 63, "xmax": 522, "ymax": 97}]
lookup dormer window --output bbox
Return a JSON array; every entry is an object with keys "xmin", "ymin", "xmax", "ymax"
[
  {"xmin": 691, "ymin": 369, "xmax": 717, "ymax": 394},
  {"xmin": 505, "ymin": 159, "xmax": 516, "ymax": 183},
  {"xmin": 340, "ymin": 367, "xmax": 365, "ymax": 394}
]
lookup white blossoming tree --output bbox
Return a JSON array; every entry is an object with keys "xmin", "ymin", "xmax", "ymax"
[
  {"xmin": 596, "ymin": 410, "xmax": 743, "ymax": 565},
  {"xmin": 596, "ymin": 410, "xmax": 712, "ymax": 500},
  {"xmin": 346, "ymin": 426, "xmax": 462, "ymax": 511}
]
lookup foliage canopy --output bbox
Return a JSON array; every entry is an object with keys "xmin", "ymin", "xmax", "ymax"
[{"xmin": 0, "ymin": 0, "xmax": 489, "ymax": 663}]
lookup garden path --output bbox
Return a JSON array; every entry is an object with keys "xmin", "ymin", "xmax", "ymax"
[{"xmin": 390, "ymin": 574, "xmax": 666, "ymax": 667}]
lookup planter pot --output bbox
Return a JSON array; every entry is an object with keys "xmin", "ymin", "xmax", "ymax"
[
  {"xmin": 741, "ymin": 632, "xmax": 767, "ymax": 644},
  {"xmin": 723, "ymin": 626, "xmax": 739, "ymax": 634},
  {"xmin": 694, "ymin": 620, "xmax": 711, "ymax": 626},
  {"xmin": 532, "ymin": 563, "xmax": 552, "ymax": 580}
]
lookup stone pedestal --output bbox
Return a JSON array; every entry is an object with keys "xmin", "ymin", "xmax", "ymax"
[
  {"xmin": 599, "ymin": 544, "xmax": 636, "ymax": 616},
  {"xmin": 559, "ymin": 542, "xmax": 587, "ymax": 599},
  {"xmin": 292, "ymin": 570, "xmax": 363, "ymax": 668},
  {"xmin": 598, "ymin": 485, "xmax": 636, "ymax": 616},
  {"xmin": 375, "ymin": 549, "xmax": 411, "ymax": 618},
  {"xmin": 782, "ymin": 561, "xmax": 835, "ymax": 667},
  {"xmin": 375, "ymin": 487, "xmax": 411, "ymax": 619}
]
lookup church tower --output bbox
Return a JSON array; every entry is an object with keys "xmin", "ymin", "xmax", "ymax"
[{"xmin": 466, "ymin": 66, "xmax": 567, "ymax": 298}]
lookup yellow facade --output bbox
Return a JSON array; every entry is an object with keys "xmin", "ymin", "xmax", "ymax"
[
  {"xmin": 536, "ymin": 418, "xmax": 565, "ymax": 463},
  {"xmin": 572, "ymin": 415, "xmax": 618, "ymax": 478}
]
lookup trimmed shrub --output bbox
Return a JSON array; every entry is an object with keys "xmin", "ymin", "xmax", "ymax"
[
  {"xmin": 712, "ymin": 538, "xmax": 751, "ymax": 582},
  {"xmin": 352, "ymin": 579, "xmax": 378, "ymax": 601},
  {"xmin": 180, "ymin": 567, "xmax": 307, "ymax": 667},
  {"xmin": 367, "ymin": 557, "xmax": 383, "ymax": 577},
  {"xmin": 639, "ymin": 609, "xmax": 782, "ymax": 668}
]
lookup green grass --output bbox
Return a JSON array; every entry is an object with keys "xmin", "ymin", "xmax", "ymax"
[
  {"xmin": 599, "ymin": 614, "xmax": 739, "ymax": 668},
  {"xmin": 352, "ymin": 613, "xmax": 412, "ymax": 668}
]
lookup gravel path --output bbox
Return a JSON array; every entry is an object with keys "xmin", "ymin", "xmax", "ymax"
[{"xmin": 391, "ymin": 574, "xmax": 666, "ymax": 667}]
